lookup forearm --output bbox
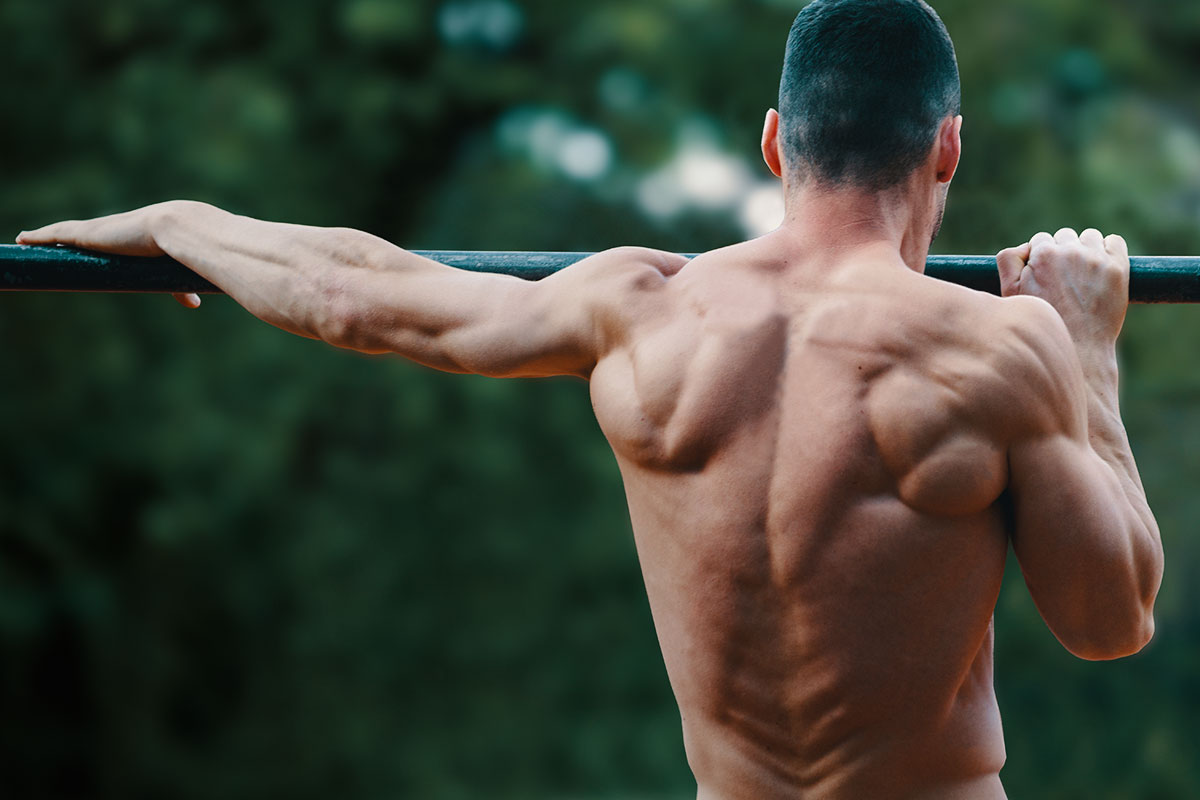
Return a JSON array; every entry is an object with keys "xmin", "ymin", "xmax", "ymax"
[
  {"xmin": 152, "ymin": 201, "xmax": 552, "ymax": 370},
  {"xmin": 1075, "ymin": 343, "xmax": 1155, "ymax": 522},
  {"xmin": 153, "ymin": 201, "xmax": 396, "ymax": 342},
  {"xmin": 1074, "ymin": 340, "xmax": 1163, "ymax": 615}
]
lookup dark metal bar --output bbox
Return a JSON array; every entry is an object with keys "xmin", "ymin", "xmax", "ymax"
[{"xmin": 1, "ymin": 245, "xmax": 1198, "ymax": 303}]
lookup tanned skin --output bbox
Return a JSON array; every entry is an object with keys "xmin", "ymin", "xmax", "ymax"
[{"xmin": 18, "ymin": 107, "xmax": 1162, "ymax": 797}]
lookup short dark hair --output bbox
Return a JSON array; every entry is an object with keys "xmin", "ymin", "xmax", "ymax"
[{"xmin": 778, "ymin": 0, "xmax": 960, "ymax": 191}]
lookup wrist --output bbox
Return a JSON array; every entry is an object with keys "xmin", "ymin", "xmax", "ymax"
[
  {"xmin": 149, "ymin": 200, "xmax": 213, "ymax": 252},
  {"xmin": 1060, "ymin": 315, "xmax": 1118, "ymax": 367},
  {"xmin": 148, "ymin": 200, "xmax": 183, "ymax": 247},
  {"xmin": 1076, "ymin": 340, "xmax": 1119, "ymax": 390}
]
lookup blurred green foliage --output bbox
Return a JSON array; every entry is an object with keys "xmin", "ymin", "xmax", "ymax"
[{"xmin": 2, "ymin": 0, "xmax": 1200, "ymax": 797}]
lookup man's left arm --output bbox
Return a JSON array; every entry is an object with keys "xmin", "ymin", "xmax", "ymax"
[
  {"xmin": 997, "ymin": 229, "xmax": 1164, "ymax": 660},
  {"xmin": 18, "ymin": 201, "xmax": 688, "ymax": 378}
]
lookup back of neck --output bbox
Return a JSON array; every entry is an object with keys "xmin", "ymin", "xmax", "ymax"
[{"xmin": 773, "ymin": 179, "xmax": 936, "ymax": 274}]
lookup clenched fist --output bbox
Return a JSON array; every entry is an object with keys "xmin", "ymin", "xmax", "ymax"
[{"xmin": 997, "ymin": 228, "xmax": 1129, "ymax": 348}]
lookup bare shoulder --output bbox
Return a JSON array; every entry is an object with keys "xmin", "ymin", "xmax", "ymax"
[
  {"xmin": 967, "ymin": 292, "xmax": 1087, "ymax": 440},
  {"xmin": 593, "ymin": 245, "xmax": 691, "ymax": 274},
  {"xmin": 993, "ymin": 294, "xmax": 1082, "ymax": 383},
  {"xmin": 909, "ymin": 278, "xmax": 1077, "ymax": 371},
  {"xmin": 992, "ymin": 293, "xmax": 1075, "ymax": 358},
  {"xmin": 554, "ymin": 246, "xmax": 690, "ymax": 289},
  {"xmin": 543, "ymin": 246, "xmax": 690, "ymax": 340}
]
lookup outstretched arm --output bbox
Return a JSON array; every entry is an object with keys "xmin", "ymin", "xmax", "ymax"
[
  {"xmin": 997, "ymin": 228, "xmax": 1163, "ymax": 661},
  {"xmin": 17, "ymin": 201, "xmax": 688, "ymax": 378}
]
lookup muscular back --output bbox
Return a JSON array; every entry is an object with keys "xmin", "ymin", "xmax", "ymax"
[{"xmin": 588, "ymin": 238, "xmax": 1033, "ymax": 798}]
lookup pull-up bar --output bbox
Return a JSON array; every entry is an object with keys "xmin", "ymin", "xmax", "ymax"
[{"xmin": 2, "ymin": 244, "xmax": 1199, "ymax": 303}]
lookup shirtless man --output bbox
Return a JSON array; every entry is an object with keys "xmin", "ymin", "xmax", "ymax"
[{"xmin": 17, "ymin": 0, "xmax": 1162, "ymax": 796}]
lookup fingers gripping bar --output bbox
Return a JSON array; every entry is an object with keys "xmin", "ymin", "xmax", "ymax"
[{"xmin": 1, "ymin": 245, "xmax": 1198, "ymax": 303}]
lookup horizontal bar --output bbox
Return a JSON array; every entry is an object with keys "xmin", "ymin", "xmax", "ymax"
[{"xmin": 1, "ymin": 245, "xmax": 1198, "ymax": 303}]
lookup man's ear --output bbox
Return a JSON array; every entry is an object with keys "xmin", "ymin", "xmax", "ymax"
[
  {"xmin": 935, "ymin": 115, "xmax": 963, "ymax": 185},
  {"xmin": 762, "ymin": 109, "xmax": 784, "ymax": 178}
]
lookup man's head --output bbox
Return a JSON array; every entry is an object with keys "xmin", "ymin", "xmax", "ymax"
[{"xmin": 769, "ymin": 0, "xmax": 961, "ymax": 193}]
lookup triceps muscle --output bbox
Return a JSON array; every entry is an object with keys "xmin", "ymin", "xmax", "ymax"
[{"xmin": 329, "ymin": 259, "xmax": 602, "ymax": 377}]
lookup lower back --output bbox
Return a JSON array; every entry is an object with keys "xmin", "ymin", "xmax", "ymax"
[{"xmin": 623, "ymin": 466, "xmax": 1009, "ymax": 797}]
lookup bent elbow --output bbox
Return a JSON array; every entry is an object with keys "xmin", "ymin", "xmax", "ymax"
[
  {"xmin": 315, "ymin": 298, "xmax": 358, "ymax": 349},
  {"xmin": 1064, "ymin": 519, "xmax": 1163, "ymax": 662},
  {"xmin": 1063, "ymin": 609, "xmax": 1156, "ymax": 662},
  {"xmin": 313, "ymin": 271, "xmax": 372, "ymax": 350}
]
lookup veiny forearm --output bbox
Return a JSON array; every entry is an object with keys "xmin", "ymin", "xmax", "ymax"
[
  {"xmin": 151, "ymin": 200, "xmax": 386, "ymax": 340},
  {"xmin": 1076, "ymin": 344, "xmax": 1157, "ymax": 525},
  {"xmin": 151, "ymin": 201, "xmax": 557, "ymax": 373},
  {"xmin": 1073, "ymin": 341, "xmax": 1163, "ymax": 638}
]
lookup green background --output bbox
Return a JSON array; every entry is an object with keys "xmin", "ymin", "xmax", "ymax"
[{"xmin": 2, "ymin": 0, "xmax": 1199, "ymax": 797}]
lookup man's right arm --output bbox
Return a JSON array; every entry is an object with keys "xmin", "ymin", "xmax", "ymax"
[{"xmin": 997, "ymin": 229, "xmax": 1163, "ymax": 661}]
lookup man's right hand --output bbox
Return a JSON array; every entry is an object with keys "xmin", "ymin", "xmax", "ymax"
[{"xmin": 996, "ymin": 228, "xmax": 1130, "ymax": 351}]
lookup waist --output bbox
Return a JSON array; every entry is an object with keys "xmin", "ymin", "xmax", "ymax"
[{"xmin": 685, "ymin": 714, "xmax": 1007, "ymax": 800}]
